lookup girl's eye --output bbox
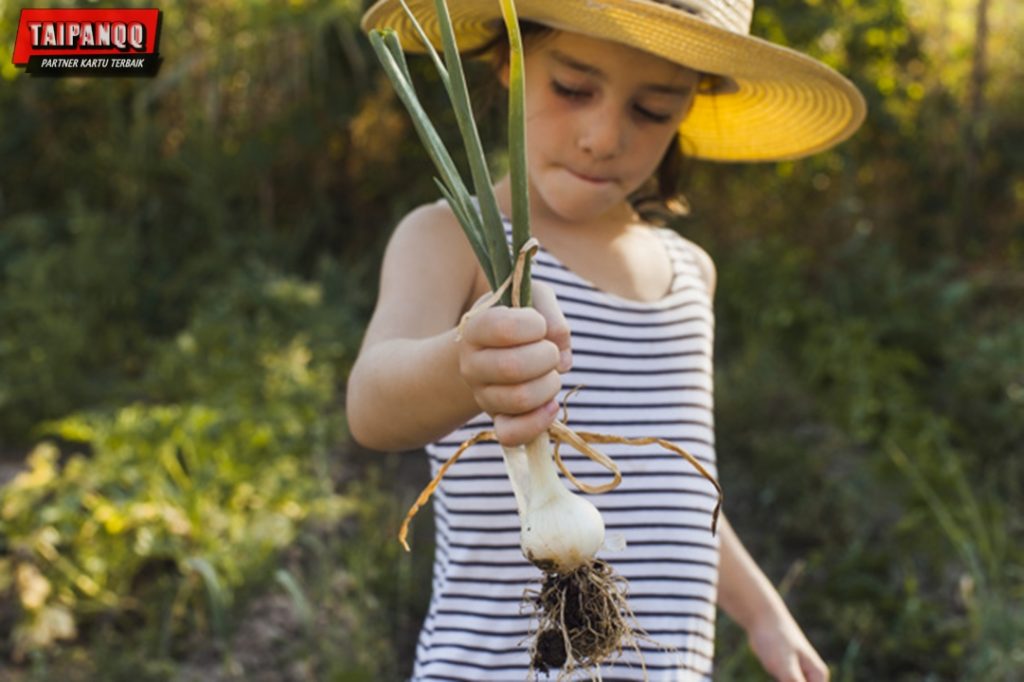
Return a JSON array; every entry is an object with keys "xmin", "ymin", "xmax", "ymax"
[
  {"xmin": 635, "ymin": 106, "xmax": 672, "ymax": 124},
  {"xmin": 551, "ymin": 80, "xmax": 589, "ymax": 100}
]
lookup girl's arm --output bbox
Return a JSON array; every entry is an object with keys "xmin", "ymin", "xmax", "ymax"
[
  {"xmin": 346, "ymin": 202, "xmax": 571, "ymax": 452},
  {"xmin": 718, "ymin": 515, "xmax": 830, "ymax": 682},
  {"xmin": 346, "ymin": 203, "xmax": 481, "ymax": 451}
]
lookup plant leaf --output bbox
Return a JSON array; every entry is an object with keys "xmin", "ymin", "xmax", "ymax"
[
  {"xmin": 369, "ymin": 30, "xmax": 490, "ymax": 267},
  {"xmin": 499, "ymin": 0, "xmax": 532, "ymax": 307},
  {"xmin": 396, "ymin": 0, "xmax": 450, "ymax": 90},
  {"xmin": 429, "ymin": 0, "xmax": 512, "ymax": 291}
]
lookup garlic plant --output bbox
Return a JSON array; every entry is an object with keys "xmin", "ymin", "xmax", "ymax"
[{"xmin": 369, "ymin": 0, "xmax": 603, "ymax": 568}]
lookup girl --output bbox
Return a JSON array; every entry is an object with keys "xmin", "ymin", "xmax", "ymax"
[{"xmin": 350, "ymin": 1, "xmax": 865, "ymax": 680}]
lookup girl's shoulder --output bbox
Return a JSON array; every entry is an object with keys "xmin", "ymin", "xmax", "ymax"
[
  {"xmin": 652, "ymin": 226, "xmax": 717, "ymax": 299},
  {"xmin": 387, "ymin": 198, "xmax": 470, "ymax": 260},
  {"xmin": 379, "ymin": 199, "xmax": 485, "ymax": 314},
  {"xmin": 394, "ymin": 197, "xmax": 460, "ymax": 231}
]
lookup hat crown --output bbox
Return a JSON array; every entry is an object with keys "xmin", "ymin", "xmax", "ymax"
[{"xmin": 647, "ymin": 0, "xmax": 753, "ymax": 35}]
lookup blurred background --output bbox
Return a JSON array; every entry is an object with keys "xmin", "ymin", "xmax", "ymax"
[{"xmin": 0, "ymin": 0, "xmax": 1021, "ymax": 679}]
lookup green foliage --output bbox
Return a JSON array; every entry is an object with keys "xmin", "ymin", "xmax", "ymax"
[
  {"xmin": 308, "ymin": 463, "xmax": 435, "ymax": 680},
  {"xmin": 0, "ymin": 0, "xmax": 397, "ymax": 442},
  {"xmin": 141, "ymin": 257, "xmax": 357, "ymax": 409},
  {"xmin": 0, "ymin": 250, "xmax": 360, "ymax": 667},
  {"xmin": 0, "ymin": 403, "xmax": 348, "ymax": 660},
  {"xmin": 708, "ymin": 233, "xmax": 1024, "ymax": 680},
  {"xmin": 0, "ymin": 201, "xmax": 149, "ymax": 438}
]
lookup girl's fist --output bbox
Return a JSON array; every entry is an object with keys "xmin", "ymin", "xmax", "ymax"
[{"xmin": 457, "ymin": 282, "xmax": 572, "ymax": 446}]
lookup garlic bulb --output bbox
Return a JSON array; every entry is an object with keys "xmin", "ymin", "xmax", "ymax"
[{"xmin": 502, "ymin": 434, "xmax": 605, "ymax": 572}]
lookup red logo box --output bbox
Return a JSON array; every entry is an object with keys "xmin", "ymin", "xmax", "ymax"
[{"xmin": 12, "ymin": 8, "xmax": 162, "ymax": 76}]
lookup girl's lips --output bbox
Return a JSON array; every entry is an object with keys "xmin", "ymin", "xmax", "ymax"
[{"xmin": 568, "ymin": 168, "xmax": 613, "ymax": 185}]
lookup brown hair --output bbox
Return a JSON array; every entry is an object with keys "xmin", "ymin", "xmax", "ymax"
[{"xmin": 465, "ymin": 21, "xmax": 698, "ymax": 225}]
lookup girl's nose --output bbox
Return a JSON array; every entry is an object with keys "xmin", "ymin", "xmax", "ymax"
[{"xmin": 577, "ymin": 108, "xmax": 626, "ymax": 160}]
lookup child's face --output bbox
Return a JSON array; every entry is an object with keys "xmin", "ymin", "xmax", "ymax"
[{"xmin": 503, "ymin": 30, "xmax": 699, "ymax": 224}]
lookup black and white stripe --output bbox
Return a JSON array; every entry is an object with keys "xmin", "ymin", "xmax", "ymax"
[{"xmin": 413, "ymin": 217, "xmax": 719, "ymax": 681}]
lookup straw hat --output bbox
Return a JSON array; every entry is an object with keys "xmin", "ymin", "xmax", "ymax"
[{"xmin": 360, "ymin": 0, "xmax": 866, "ymax": 162}]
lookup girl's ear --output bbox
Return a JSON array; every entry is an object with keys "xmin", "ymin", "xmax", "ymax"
[{"xmin": 498, "ymin": 59, "xmax": 511, "ymax": 89}]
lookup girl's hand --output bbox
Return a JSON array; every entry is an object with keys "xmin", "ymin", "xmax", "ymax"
[
  {"xmin": 457, "ymin": 282, "xmax": 573, "ymax": 446},
  {"xmin": 748, "ymin": 612, "xmax": 830, "ymax": 682}
]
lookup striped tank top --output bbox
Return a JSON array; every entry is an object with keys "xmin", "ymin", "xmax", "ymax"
[{"xmin": 414, "ymin": 215, "xmax": 720, "ymax": 681}]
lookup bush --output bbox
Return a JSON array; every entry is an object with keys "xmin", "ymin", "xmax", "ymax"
[
  {"xmin": 710, "ymin": 234, "xmax": 1024, "ymax": 680},
  {"xmin": 0, "ymin": 259, "xmax": 357, "ymax": 664}
]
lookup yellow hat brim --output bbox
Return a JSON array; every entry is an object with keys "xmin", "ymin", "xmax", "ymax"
[{"xmin": 361, "ymin": 0, "xmax": 866, "ymax": 162}]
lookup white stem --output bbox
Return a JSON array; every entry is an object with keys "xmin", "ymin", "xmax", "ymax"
[{"xmin": 501, "ymin": 433, "xmax": 605, "ymax": 572}]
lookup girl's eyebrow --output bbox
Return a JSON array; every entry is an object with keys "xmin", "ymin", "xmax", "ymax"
[{"xmin": 547, "ymin": 49, "xmax": 692, "ymax": 97}]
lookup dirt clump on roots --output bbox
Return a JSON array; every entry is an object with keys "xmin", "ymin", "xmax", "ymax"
[{"xmin": 527, "ymin": 559, "xmax": 644, "ymax": 678}]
